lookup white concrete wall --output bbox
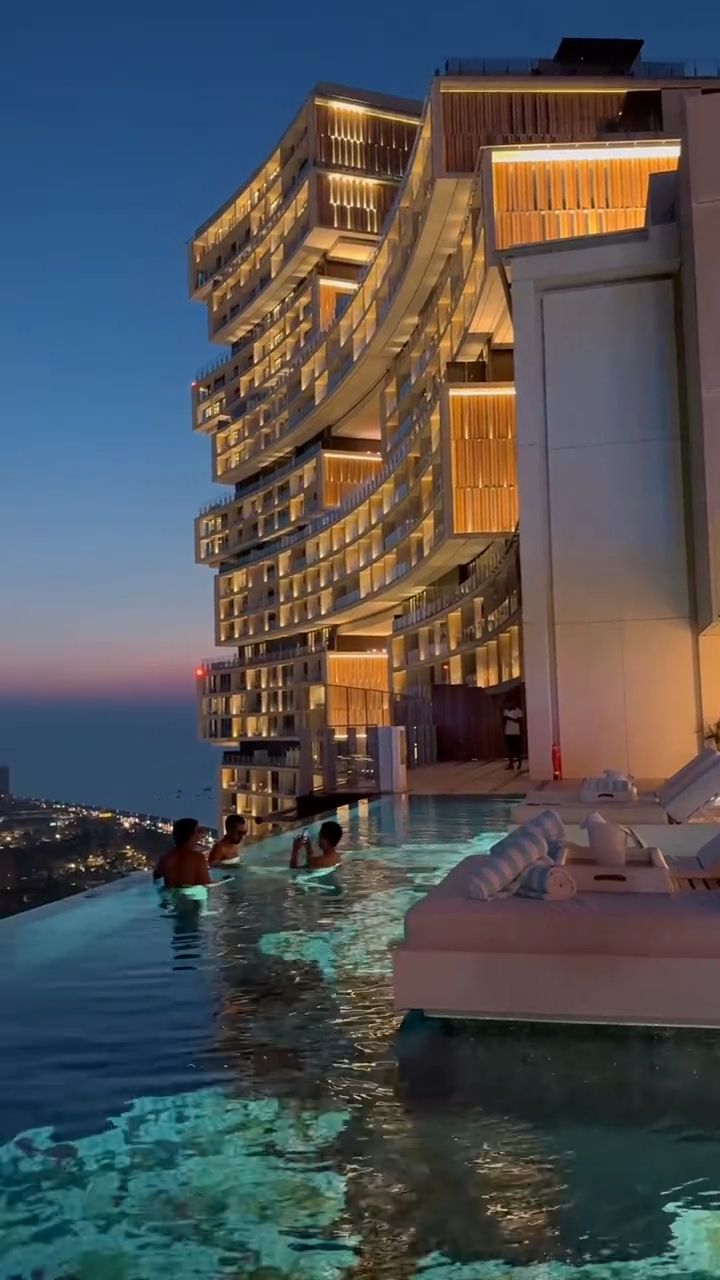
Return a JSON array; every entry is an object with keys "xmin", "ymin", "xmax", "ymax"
[
  {"xmin": 512, "ymin": 234, "xmax": 701, "ymax": 780},
  {"xmin": 679, "ymin": 92, "xmax": 720, "ymax": 636}
]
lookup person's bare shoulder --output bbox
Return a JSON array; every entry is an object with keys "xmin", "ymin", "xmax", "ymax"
[{"xmin": 208, "ymin": 839, "xmax": 228, "ymax": 865}]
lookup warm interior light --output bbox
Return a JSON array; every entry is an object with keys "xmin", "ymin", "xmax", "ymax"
[
  {"xmin": 492, "ymin": 143, "xmax": 681, "ymax": 164},
  {"xmin": 323, "ymin": 450, "xmax": 383, "ymax": 461},
  {"xmin": 448, "ymin": 386, "xmax": 516, "ymax": 397},
  {"xmin": 319, "ymin": 98, "xmax": 418, "ymax": 125},
  {"xmin": 318, "ymin": 278, "xmax": 359, "ymax": 292},
  {"xmin": 441, "ymin": 84, "xmax": 668, "ymax": 96},
  {"xmin": 328, "ymin": 652, "xmax": 387, "ymax": 657}
]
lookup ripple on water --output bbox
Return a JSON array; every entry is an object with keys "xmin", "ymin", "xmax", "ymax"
[{"xmin": 3, "ymin": 798, "xmax": 720, "ymax": 1278}]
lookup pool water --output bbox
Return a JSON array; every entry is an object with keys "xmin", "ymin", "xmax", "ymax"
[{"xmin": 3, "ymin": 795, "xmax": 720, "ymax": 1278}]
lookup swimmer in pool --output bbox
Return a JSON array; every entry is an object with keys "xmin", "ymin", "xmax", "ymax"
[
  {"xmin": 209, "ymin": 813, "xmax": 247, "ymax": 867},
  {"xmin": 289, "ymin": 820, "xmax": 343, "ymax": 872},
  {"xmin": 154, "ymin": 818, "xmax": 211, "ymax": 890}
]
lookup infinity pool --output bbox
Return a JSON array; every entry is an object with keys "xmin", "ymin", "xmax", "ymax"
[{"xmin": 3, "ymin": 795, "xmax": 720, "ymax": 1279}]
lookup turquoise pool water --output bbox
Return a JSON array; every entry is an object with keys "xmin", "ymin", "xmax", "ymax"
[{"xmin": 3, "ymin": 795, "xmax": 720, "ymax": 1279}]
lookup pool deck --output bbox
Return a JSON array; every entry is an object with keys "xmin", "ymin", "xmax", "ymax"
[
  {"xmin": 407, "ymin": 760, "xmax": 529, "ymax": 796},
  {"xmin": 405, "ymin": 764, "xmax": 677, "ymax": 801}
]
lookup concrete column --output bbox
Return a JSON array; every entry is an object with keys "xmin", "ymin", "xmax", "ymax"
[{"xmin": 512, "ymin": 233, "xmax": 701, "ymax": 780}]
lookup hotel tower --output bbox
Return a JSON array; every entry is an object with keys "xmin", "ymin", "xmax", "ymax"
[{"xmin": 191, "ymin": 39, "xmax": 720, "ymax": 821}]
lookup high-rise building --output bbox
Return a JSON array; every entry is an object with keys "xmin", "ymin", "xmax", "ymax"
[{"xmin": 191, "ymin": 39, "xmax": 720, "ymax": 819}]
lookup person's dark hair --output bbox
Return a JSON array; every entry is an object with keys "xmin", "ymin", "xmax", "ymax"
[
  {"xmin": 225, "ymin": 813, "xmax": 246, "ymax": 834},
  {"xmin": 173, "ymin": 817, "xmax": 199, "ymax": 847},
  {"xmin": 318, "ymin": 820, "xmax": 342, "ymax": 848}
]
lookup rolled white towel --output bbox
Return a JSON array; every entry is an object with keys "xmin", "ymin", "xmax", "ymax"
[{"xmin": 515, "ymin": 862, "xmax": 576, "ymax": 901}]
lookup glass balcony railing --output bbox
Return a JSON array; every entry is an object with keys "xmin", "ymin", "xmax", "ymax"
[
  {"xmin": 215, "ymin": 388, "xmax": 438, "ymax": 577},
  {"xmin": 393, "ymin": 533, "xmax": 519, "ymax": 632},
  {"xmin": 204, "ymin": 111, "xmax": 434, "ymax": 473},
  {"xmin": 219, "ymin": 482, "xmax": 447, "ymax": 645},
  {"xmin": 198, "ymin": 162, "xmax": 310, "ymax": 294},
  {"xmin": 443, "ymin": 55, "xmax": 720, "ymax": 78},
  {"xmin": 214, "ymin": 122, "xmax": 488, "ymax": 484}
]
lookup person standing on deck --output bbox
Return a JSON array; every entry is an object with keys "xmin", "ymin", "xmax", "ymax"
[{"xmin": 503, "ymin": 700, "xmax": 523, "ymax": 772}]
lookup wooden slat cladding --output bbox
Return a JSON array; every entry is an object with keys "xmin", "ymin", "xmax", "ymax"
[
  {"xmin": 317, "ymin": 173, "xmax": 397, "ymax": 234},
  {"xmin": 493, "ymin": 153, "xmax": 679, "ymax": 249},
  {"xmin": 318, "ymin": 280, "xmax": 344, "ymax": 330},
  {"xmin": 321, "ymin": 453, "xmax": 382, "ymax": 506},
  {"xmin": 442, "ymin": 90, "xmax": 628, "ymax": 171},
  {"xmin": 431, "ymin": 684, "xmax": 517, "ymax": 761},
  {"xmin": 327, "ymin": 654, "xmax": 389, "ymax": 692},
  {"xmin": 325, "ymin": 687, "xmax": 391, "ymax": 728},
  {"xmin": 450, "ymin": 394, "xmax": 517, "ymax": 535},
  {"xmin": 317, "ymin": 280, "xmax": 357, "ymax": 330},
  {"xmin": 315, "ymin": 103, "xmax": 418, "ymax": 178},
  {"xmin": 326, "ymin": 655, "xmax": 391, "ymax": 729}
]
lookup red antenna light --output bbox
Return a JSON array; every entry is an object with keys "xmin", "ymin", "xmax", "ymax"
[{"xmin": 195, "ymin": 667, "xmax": 204, "ymax": 678}]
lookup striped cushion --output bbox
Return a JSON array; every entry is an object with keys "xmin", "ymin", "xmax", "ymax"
[
  {"xmin": 525, "ymin": 809, "xmax": 565, "ymax": 861},
  {"xmin": 468, "ymin": 827, "xmax": 548, "ymax": 900}
]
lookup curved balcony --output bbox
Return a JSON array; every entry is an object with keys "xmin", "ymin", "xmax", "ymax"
[
  {"xmin": 208, "ymin": 372, "xmax": 516, "ymax": 636},
  {"xmin": 214, "ymin": 387, "xmax": 439, "ymax": 579},
  {"xmin": 204, "ymin": 159, "xmax": 310, "ymax": 296},
  {"xmin": 211, "ymin": 104, "xmax": 480, "ymax": 483},
  {"xmin": 402, "ymin": 603, "xmax": 522, "ymax": 696},
  {"xmin": 391, "ymin": 535, "xmax": 522, "ymax": 694},
  {"xmin": 209, "ymin": 179, "xmax": 313, "ymax": 343},
  {"xmin": 195, "ymin": 449, "xmax": 323, "ymax": 566},
  {"xmin": 196, "ymin": 444, "xmax": 383, "ymax": 566},
  {"xmin": 191, "ymin": 100, "xmax": 311, "ymax": 300},
  {"xmin": 214, "ymin": 380, "xmax": 508, "ymax": 646},
  {"xmin": 212, "ymin": 134, "xmax": 683, "ymax": 484},
  {"xmin": 209, "ymin": 168, "xmax": 406, "ymax": 345},
  {"xmin": 191, "ymin": 87, "xmax": 421, "ymax": 312},
  {"xmin": 392, "ymin": 533, "xmax": 518, "ymax": 633},
  {"xmin": 193, "ymin": 281, "xmax": 317, "ymax": 437},
  {"xmin": 214, "ymin": 417, "xmax": 514, "ymax": 640}
]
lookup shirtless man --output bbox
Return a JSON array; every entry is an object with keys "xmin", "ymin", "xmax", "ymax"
[
  {"xmin": 153, "ymin": 818, "xmax": 210, "ymax": 889},
  {"xmin": 209, "ymin": 814, "xmax": 247, "ymax": 867},
  {"xmin": 289, "ymin": 820, "xmax": 343, "ymax": 872}
]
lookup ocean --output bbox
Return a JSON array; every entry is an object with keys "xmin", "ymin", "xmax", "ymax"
[{"xmin": 0, "ymin": 699, "xmax": 216, "ymax": 826}]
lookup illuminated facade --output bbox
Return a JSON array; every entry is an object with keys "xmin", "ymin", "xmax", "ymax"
[{"xmin": 191, "ymin": 42, "xmax": 720, "ymax": 817}]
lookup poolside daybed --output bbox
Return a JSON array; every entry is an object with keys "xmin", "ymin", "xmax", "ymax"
[
  {"xmin": 393, "ymin": 816, "xmax": 720, "ymax": 1029},
  {"xmin": 512, "ymin": 746, "xmax": 720, "ymax": 825}
]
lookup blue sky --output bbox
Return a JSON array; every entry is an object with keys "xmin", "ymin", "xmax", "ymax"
[{"xmin": 2, "ymin": 0, "xmax": 716, "ymax": 699}]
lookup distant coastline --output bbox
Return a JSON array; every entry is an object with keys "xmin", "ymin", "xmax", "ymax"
[
  {"xmin": 0, "ymin": 795, "xmax": 185, "ymax": 919},
  {"xmin": 0, "ymin": 697, "xmax": 216, "ymax": 826}
]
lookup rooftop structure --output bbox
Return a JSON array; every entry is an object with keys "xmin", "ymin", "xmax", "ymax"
[{"xmin": 190, "ymin": 40, "xmax": 720, "ymax": 820}]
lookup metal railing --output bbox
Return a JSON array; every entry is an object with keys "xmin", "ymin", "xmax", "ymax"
[
  {"xmin": 202, "ymin": 109, "xmax": 432, "ymax": 473},
  {"xmin": 211, "ymin": 390, "xmax": 439, "ymax": 576},
  {"xmin": 444, "ymin": 56, "xmax": 720, "ymax": 79},
  {"xmin": 203, "ymin": 165, "xmax": 310, "ymax": 294}
]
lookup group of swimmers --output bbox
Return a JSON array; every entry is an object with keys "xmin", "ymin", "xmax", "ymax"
[{"xmin": 152, "ymin": 813, "xmax": 343, "ymax": 890}]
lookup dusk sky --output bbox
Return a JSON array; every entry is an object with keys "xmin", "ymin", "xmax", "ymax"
[{"xmin": 2, "ymin": 0, "xmax": 717, "ymax": 703}]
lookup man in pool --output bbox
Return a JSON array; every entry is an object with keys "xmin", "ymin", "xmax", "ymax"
[
  {"xmin": 209, "ymin": 814, "xmax": 247, "ymax": 866},
  {"xmin": 289, "ymin": 820, "xmax": 343, "ymax": 872},
  {"xmin": 153, "ymin": 818, "xmax": 210, "ymax": 889}
]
